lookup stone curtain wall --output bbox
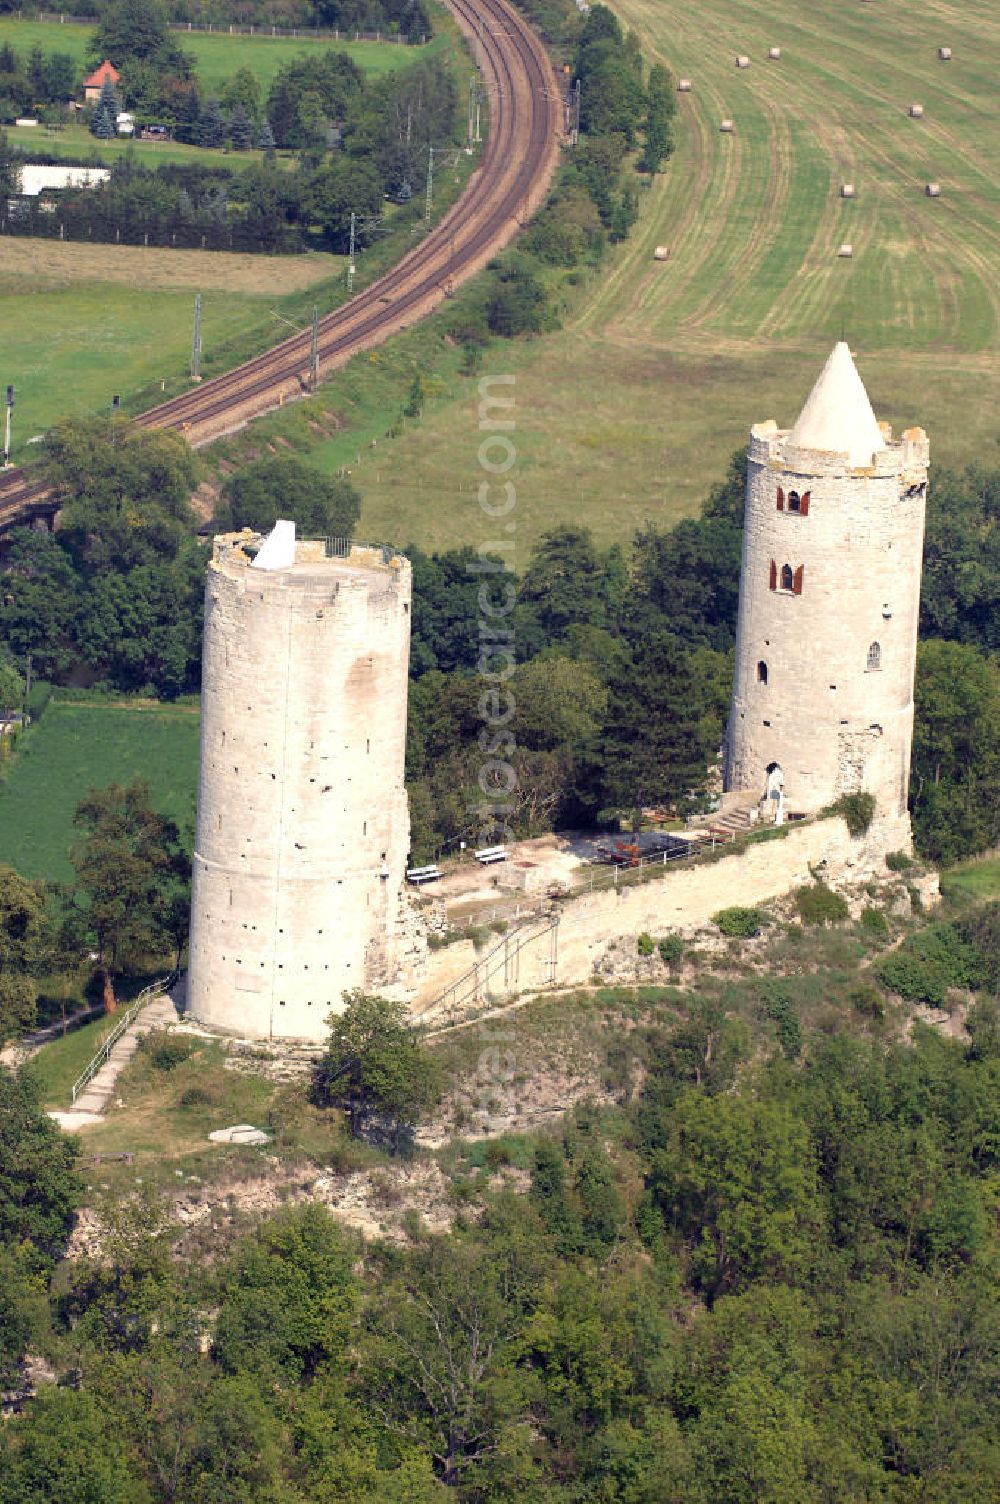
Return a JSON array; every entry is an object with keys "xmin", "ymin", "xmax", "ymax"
[{"xmin": 410, "ymin": 814, "xmax": 912, "ymax": 1016}]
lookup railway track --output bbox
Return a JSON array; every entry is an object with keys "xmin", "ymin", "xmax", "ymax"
[{"xmin": 0, "ymin": 0, "xmax": 560, "ymax": 533}]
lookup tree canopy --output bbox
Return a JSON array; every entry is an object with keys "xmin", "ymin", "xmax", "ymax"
[
  {"xmin": 215, "ymin": 455, "xmax": 361, "ymax": 540},
  {"xmin": 0, "ymin": 865, "xmax": 47, "ymax": 1046},
  {"xmin": 65, "ymin": 779, "xmax": 187, "ymax": 1010},
  {"xmin": 314, "ymin": 991, "xmax": 443, "ymax": 1145}
]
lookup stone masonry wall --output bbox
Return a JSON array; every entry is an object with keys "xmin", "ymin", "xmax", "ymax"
[{"xmin": 410, "ymin": 814, "xmax": 911, "ymax": 1017}]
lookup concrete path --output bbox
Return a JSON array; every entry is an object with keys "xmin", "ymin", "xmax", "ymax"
[
  {"xmin": 48, "ymin": 990, "xmax": 179, "ymax": 1132},
  {"xmin": 0, "ymin": 1005, "xmax": 104, "ymax": 1072}
]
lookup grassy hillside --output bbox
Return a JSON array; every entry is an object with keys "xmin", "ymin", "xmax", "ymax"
[
  {"xmin": 335, "ymin": 0, "xmax": 1000, "ymax": 552},
  {"xmin": 0, "ymin": 18, "xmax": 437, "ymax": 94},
  {"xmin": 0, "ymin": 699, "xmax": 200, "ymax": 883}
]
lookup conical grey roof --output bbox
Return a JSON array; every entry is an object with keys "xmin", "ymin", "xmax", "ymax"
[{"xmin": 787, "ymin": 342, "xmax": 885, "ymax": 466}]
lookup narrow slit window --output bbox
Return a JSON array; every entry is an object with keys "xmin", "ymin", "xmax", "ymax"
[{"xmin": 757, "ymin": 661, "xmax": 768, "ymax": 684}]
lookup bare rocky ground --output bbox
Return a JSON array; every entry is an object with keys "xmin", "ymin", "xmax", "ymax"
[{"xmin": 69, "ymin": 1155, "xmax": 457, "ymax": 1261}]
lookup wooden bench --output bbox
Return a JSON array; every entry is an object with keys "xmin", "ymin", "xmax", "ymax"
[
  {"xmin": 474, "ymin": 845, "xmax": 508, "ymax": 865},
  {"xmin": 406, "ymin": 865, "xmax": 442, "ymax": 885}
]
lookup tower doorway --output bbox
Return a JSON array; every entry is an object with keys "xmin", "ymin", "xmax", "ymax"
[{"xmin": 764, "ymin": 762, "xmax": 785, "ymax": 825}]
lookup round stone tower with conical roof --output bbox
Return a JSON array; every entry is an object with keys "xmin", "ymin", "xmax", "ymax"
[{"xmin": 724, "ymin": 342, "xmax": 929, "ymax": 843}]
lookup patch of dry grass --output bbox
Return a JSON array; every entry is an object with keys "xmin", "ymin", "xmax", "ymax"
[{"xmin": 2, "ymin": 237, "xmax": 341, "ymax": 295}]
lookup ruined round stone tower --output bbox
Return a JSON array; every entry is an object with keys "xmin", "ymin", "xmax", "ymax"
[
  {"xmin": 187, "ymin": 525, "xmax": 412, "ymax": 1042},
  {"xmin": 725, "ymin": 342, "xmax": 928, "ymax": 841}
]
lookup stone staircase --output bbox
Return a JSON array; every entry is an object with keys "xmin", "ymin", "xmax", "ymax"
[
  {"xmin": 704, "ymin": 806, "xmax": 757, "ymax": 839},
  {"xmin": 71, "ymin": 994, "xmax": 178, "ymax": 1114},
  {"xmin": 49, "ymin": 985, "xmax": 179, "ymax": 1130},
  {"xmin": 693, "ymin": 790, "xmax": 762, "ymax": 843}
]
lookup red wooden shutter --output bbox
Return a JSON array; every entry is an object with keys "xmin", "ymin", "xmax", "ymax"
[
  {"xmin": 800, "ymin": 491, "xmax": 810, "ymax": 516},
  {"xmin": 776, "ymin": 486, "xmax": 785, "ymax": 511},
  {"xmin": 793, "ymin": 565, "xmax": 804, "ymax": 595},
  {"xmin": 769, "ymin": 559, "xmax": 777, "ymax": 590}
]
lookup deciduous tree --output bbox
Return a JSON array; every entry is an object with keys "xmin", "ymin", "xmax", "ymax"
[
  {"xmin": 314, "ymin": 991, "xmax": 442, "ymax": 1145},
  {"xmin": 215, "ymin": 454, "xmax": 361, "ymax": 540},
  {"xmin": 64, "ymin": 780, "xmax": 186, "ymax": 1011}
]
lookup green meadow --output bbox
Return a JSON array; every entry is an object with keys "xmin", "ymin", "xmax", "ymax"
[
  {"xmin": 0, "ymin": 699, "xmax": 200, "ymax": 884},
  {"xmin": 0, "ymin": 241, "xmax": 343, "ymax": 455},
  {"xmin": 0, "ymin": 18, "xmax": 437, "ymax": 95}
]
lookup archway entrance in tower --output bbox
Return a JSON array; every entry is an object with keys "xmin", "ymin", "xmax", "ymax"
[{"xmin": 764, "ymin": 762, "xmax": 785, "ymax": 825}]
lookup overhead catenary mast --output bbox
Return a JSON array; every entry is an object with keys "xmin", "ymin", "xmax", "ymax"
[{"xmin": 191, "ymin": 292, "xmax": 202, "ymax": 381}]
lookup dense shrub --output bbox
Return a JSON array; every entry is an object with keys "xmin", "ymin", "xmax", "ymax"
[
  {"xmin": 957, "ymin": 903, "xmax": 1000, "ymax": 993},
  {"xmin": 886, "ymin": 850, "xmax": 914, "ymax": 873},
  {"xmin": 658, "ymin": 934, "xmax": 684, "ymax": 967},
  {"xmin": 637, "ymin": 932, "xmax": 655, "ymax": 957},
  {"xmin": 714, "ymin": 906, "xmax": 764, "ymax": 938},
  {"xmin": 793, "ymin": 882, "xmax": 849, "ymax": 926},
  {"xmin": 755, "ymin": 980, "xmax": 801, "ymax": 1060},
  {"xmin": 876, "ymin": 923, "xmax": 985, "ymax": 1006},
  {"xmin": 831, "ymin": 791, "xmax": 877, "ymax": 836},
  {"xmin": 860, "ymin": 905, "xmax": 889, "ymax": 938},
  {"xmin": 850, "ymin": 982, "xmax": 885, "ymax": 1019},
  {"xmin": 142, "ymin": 1033, "xmax": 197, "ymax": 1071}
]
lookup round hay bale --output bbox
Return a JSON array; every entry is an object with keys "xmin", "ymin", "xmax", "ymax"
[
  {"xmin": 653, "ymin": 245, "xmax": 669, "ymax": 261},
  {"xmin": 840, "ymin": 183, "xmax": 856, "ymax": 199},
  {"xmin": 938, "ymin": 46, "xmax": 952, "ymax": 61},
  {"xmin": 838, "ymin": 243, "xmax": 853, "ymax": 258},
  {"xmin": 720, "ymin": 118, "xmax": 735, "ymax": 133},
  {"xmin": 925, "ymin": 182, "xmax": 941, "ymax": 197},
  {"xmin": 908, "ymin": 103, "xmax": 924, "ymax": 118},
  {"xmin": 678, "ymin": 78, "xmax": 692, "ymax": 92},
  {"xmin": 767, "ymin": 46, "xmax": 781, "ymax": 60},
  {"xmin": 736, "ymin": 55, "xmax": 750, "ymax": 68}
]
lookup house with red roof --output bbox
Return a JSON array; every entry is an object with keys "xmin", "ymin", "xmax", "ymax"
[{"xmin": 83, "ymin": 60, "xmax": 120, "ymax": 103}]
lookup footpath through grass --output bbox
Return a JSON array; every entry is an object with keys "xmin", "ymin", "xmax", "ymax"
[{"xmin": 0, "ymin": 698, "xmax": 200, "ymax": 884}]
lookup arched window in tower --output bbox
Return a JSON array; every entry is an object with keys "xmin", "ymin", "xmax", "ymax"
[
  {"xmin": 757, "ymin": 661, "xmax": 768, "ymax": 684},
  {"xmin": 788, "ymin": 490, "xmax": 800, "ymax": 512},
  {"xmin": 867, "ymin": 641, "xmax": 882, "ymax": 671},
  {"xmin": 780, "ymin": 563, "xmax": 794, "ymax": 591}
]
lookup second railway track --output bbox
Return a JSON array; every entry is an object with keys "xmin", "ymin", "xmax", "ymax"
[{"xmin": 0, "ymin": 0, "xmax": 560, "ymax": 530}]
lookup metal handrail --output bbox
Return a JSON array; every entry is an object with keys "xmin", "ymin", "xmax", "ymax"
[
  {"xmin": 70, "ymin": 970, "xmax": 177, "ymax": 1104},
  {"xmin": 414, "ymin": 913, "xmax": 558, "ymax": 1022}
]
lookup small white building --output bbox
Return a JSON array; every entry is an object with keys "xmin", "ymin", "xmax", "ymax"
[{"xmin": 19, "ymin": 164, "xmax": 111, "ymax": 197}]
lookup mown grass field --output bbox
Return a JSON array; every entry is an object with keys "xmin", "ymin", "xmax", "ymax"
[
  {"xmin": 335, "ymin": 0, "xmax": 1000, "ymax": 553},
  {"xmin": 0, "ymin": 259, "xmax": 341, "ymax": 454},
  {"xmin": 0, "ymin": 699, "xmax": 200, "ymax": 884}
]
